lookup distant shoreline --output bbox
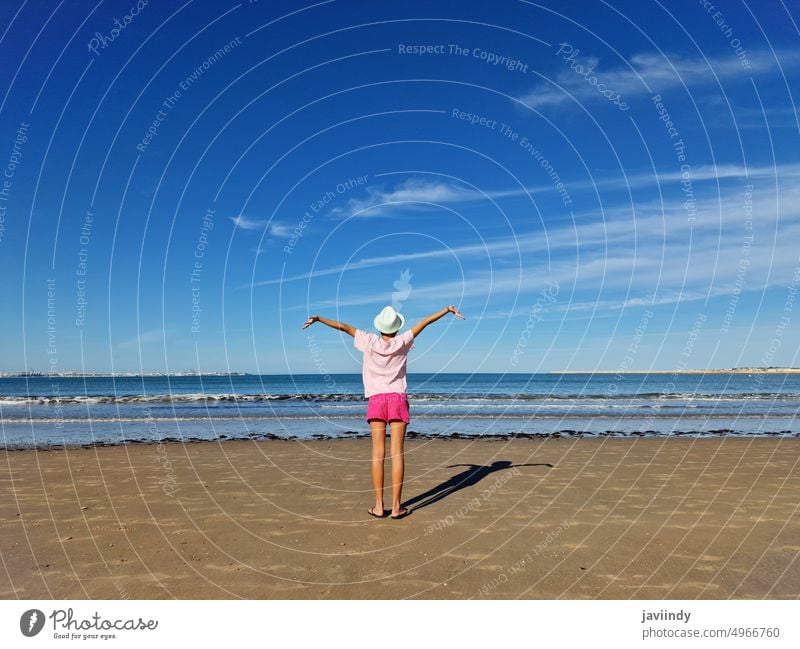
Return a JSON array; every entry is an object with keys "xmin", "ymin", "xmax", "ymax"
[
  {"xmin": 552, "ymin": 368, "xmax": 800, "ymax": 374},
  {"xmin": 1, "ymin": 368, "xmax": 798, "ymax": 378},
  {"xmin": 0, "ymin": 372, "xmax": 250, "ymax": 378}
]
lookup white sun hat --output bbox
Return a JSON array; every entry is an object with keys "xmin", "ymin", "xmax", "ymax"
[{"xmin": 373, "ymin": 305, "xmax": 405, "ymax": 334}]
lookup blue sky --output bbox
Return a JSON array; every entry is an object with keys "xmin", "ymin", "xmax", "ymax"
[{"xmin": 1, "ymin": 0, "xmax": 799, "ymax": 373}]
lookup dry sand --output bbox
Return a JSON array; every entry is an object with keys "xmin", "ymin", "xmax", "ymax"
[{"xmin": 1, "ymin": 438, "xmax": 798, "ymax": 599}]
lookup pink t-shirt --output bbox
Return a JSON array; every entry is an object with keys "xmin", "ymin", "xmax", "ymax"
[{"xmin": 354, "ymin": 328, "xmax": 415, "ymax": 397}]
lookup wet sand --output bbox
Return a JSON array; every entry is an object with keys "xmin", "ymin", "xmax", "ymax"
[{"xmin": 1, "ymin": 437, "xmax": 798, "ymax": 599}]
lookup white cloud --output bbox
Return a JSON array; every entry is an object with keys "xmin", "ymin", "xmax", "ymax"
[
  {"xmin": 268, "ymin": 222, "xmax": 292, "ymax": 238},
  {"xmin": 282, "ymin": 169, "xmax": 800, "ymax": 314},
  {"xmin": 517, "ymin": 49, "xmax": 800, "ymax": 110},
  {"xmin": 337, "ymin": 177, "xmax": 481, "ymax": 218},
  {"xmin": 252, "ymin": 161, "xmax": 800, "ymax": 289},
  {"xmin": 330, "ymin": 163, "xmax": 800, "ymax": 222},
  {"xmin": 230, "ymin": 215, "xmax": 264, "ymax": 231},
  {"xmin": 231, "ymin": 216, "xmax": 292, "ymax": 238}
]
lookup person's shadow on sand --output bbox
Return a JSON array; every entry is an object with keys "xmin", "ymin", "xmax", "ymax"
[{"xmin": 403, "ymin": 460, "xmax": 553, "ymax": 511}]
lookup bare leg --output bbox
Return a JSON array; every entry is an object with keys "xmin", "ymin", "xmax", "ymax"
[
  {"xmin": 369, "ymin": 420, "xmax": 387, "ymax": 515},
  {"xmin": 389, "ymin": 421, "xmax": 407, "ymax": 516}
]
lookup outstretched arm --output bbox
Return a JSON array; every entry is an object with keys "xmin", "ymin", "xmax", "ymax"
[
  {"xmin": 302, "ymin": 315, "xmax": 356, "ymax": 337},
  {"xmin": 411, "ymin": 305, "xmax": 465, "ymax": 337}
]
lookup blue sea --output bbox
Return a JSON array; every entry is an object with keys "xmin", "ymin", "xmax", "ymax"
[{"xmin": 1, "ymin": 373, "xmax": 799, "ymax": 448}]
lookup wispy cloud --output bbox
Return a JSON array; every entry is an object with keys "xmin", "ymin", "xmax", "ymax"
[
  {"xmin": 511, "ymin": 162, "xmax": 800, "ymax": 199},
  {"xmin": 703, "ymin": 95, "xmax": 800, "ymax": 130},
  {"xmin": 252, "ymin": 162, "xmax": 800, "ymax": 289},
  {"xmin": 231, "ymin": 215, "xmax": 292, "ymax": 238},
  {"xmin": 267, "ymin": 222, "xmax": 292, "ymax": 238},
  {"xmin": 330, "ymin": 177, "xmax": 561, "ymax": 219},
  {"xmin": 331, "ymin": 163, "xmax": 800, "ymax": 221},
  {"xmin": 333, "ymin": 177, "xmax": 482, "ymax": 218},
  {"xmin": 230, "ymin": 215, "xmax": 264, "ymax": 230},
  {"xmin": 248, "ymin": 234, "xmax": 526, "ymax": 288},
  {"xmin": 518, "ymin": 49, "xmax": 800, "ymax": 110},
  {"xmin": 282, "ymin": 169, "xmax": 800, "ymax": 314}
]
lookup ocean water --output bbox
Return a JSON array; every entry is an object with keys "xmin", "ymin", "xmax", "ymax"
[{"xmin": 1, "ymin": 373, "xmax": 798, "ymax": 448}]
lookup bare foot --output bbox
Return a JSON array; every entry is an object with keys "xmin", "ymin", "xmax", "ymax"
[{"xmin": 390, "ymin": 507, "xmax": 410, "ymax": 519}]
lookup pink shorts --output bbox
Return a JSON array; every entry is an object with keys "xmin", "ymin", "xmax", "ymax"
[{"xmin": 366, "ymin": 392, "xmax": 410, "ymax": 424}]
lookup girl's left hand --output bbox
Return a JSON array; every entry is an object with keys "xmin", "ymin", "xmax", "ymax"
[{"xmin": 302, "ymin": 316, "xmax": 319, "ymax": 329}]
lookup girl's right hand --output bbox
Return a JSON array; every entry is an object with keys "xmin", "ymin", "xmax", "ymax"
[
  {"xmin": 302, "ymin": 316, "xmax": 320, "ymax": 329},
  {"xmin": 447, "ymin": 306, "xmax": 466, "ymax": 320}
]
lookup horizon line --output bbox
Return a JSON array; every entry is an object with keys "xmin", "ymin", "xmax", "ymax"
[{"xmin": 2, "ymin": 367, "xmax": 798, "ymax": 377}]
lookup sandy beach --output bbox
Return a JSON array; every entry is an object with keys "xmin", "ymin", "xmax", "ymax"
[{"xmin": 2, "ymin": 438, "xmax": 798, "ymax": 599}]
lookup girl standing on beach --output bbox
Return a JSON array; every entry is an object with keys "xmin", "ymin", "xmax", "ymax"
[{"xmin": 302, "ymin": 305, "xmax": 465, "ymax": 519}]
